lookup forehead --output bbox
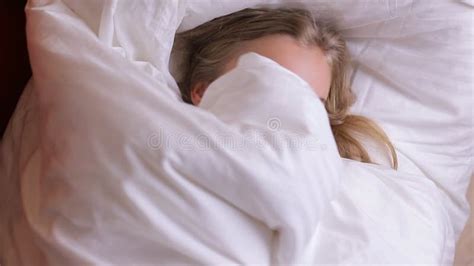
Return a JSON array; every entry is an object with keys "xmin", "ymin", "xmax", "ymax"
[{"xmin": 235, "ymin": 34, "xmax": 332, "ymax": 99}]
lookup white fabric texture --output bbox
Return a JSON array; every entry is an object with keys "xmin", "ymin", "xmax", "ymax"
[{"xmin": 0, "ymin": 0, "xmax": 472, "ymax": 265}]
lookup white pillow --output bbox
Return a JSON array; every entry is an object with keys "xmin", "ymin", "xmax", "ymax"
[{"xmin": 175, "ymin": 0, "xmax": 474, "ymax": 241}]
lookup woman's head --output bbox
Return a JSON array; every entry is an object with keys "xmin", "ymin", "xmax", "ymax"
[
  {"xmin": 175, "ymin": 7, "xmax": 349, "ymax": 107},
  {"xmin": 173, "ymin": 7, "xmax": 398, "ymax": 169}
]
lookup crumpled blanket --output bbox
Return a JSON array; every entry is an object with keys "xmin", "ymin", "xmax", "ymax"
[{"xmin": 0, "ymin": 0, "xmax": 469, "ymax": 265}]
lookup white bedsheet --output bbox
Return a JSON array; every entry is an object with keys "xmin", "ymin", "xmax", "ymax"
[{"xmin": 1, "ymin": 0, "xmax": 472, "ymax": 265}]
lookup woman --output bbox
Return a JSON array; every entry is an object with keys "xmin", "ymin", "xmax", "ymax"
[{"xmin": 173, "ymin": 7, "xmax": 398, "ymax": 169}]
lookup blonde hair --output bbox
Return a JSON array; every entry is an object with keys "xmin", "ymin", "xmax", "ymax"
[{"xmin": 173, "ymin": 7, "xmax": 398, "ymax": 169}]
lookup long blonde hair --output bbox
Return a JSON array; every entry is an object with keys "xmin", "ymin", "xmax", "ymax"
[{"xmin": 173, "ymin": 7, "xmax": 398, "ymax": 169}]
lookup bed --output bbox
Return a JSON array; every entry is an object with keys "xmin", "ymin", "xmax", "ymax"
[{"xmin": 1, "ymin": 0, "xmax": 472, "ymax": 265}]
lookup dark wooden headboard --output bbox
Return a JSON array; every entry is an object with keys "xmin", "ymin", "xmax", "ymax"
[{"xmin": 0, "ymin": 0, "xmax": 31, "ymax": 138}]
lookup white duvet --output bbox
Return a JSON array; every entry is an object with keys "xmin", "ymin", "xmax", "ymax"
[{"xmin": 1, "ymin": 0, "xmax": 472, "ymax": 265}]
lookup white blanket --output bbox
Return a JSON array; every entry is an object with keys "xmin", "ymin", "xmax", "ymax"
[{"xmin": 1, "ymin": 0, "xmax": 472, "ymax": 265}]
